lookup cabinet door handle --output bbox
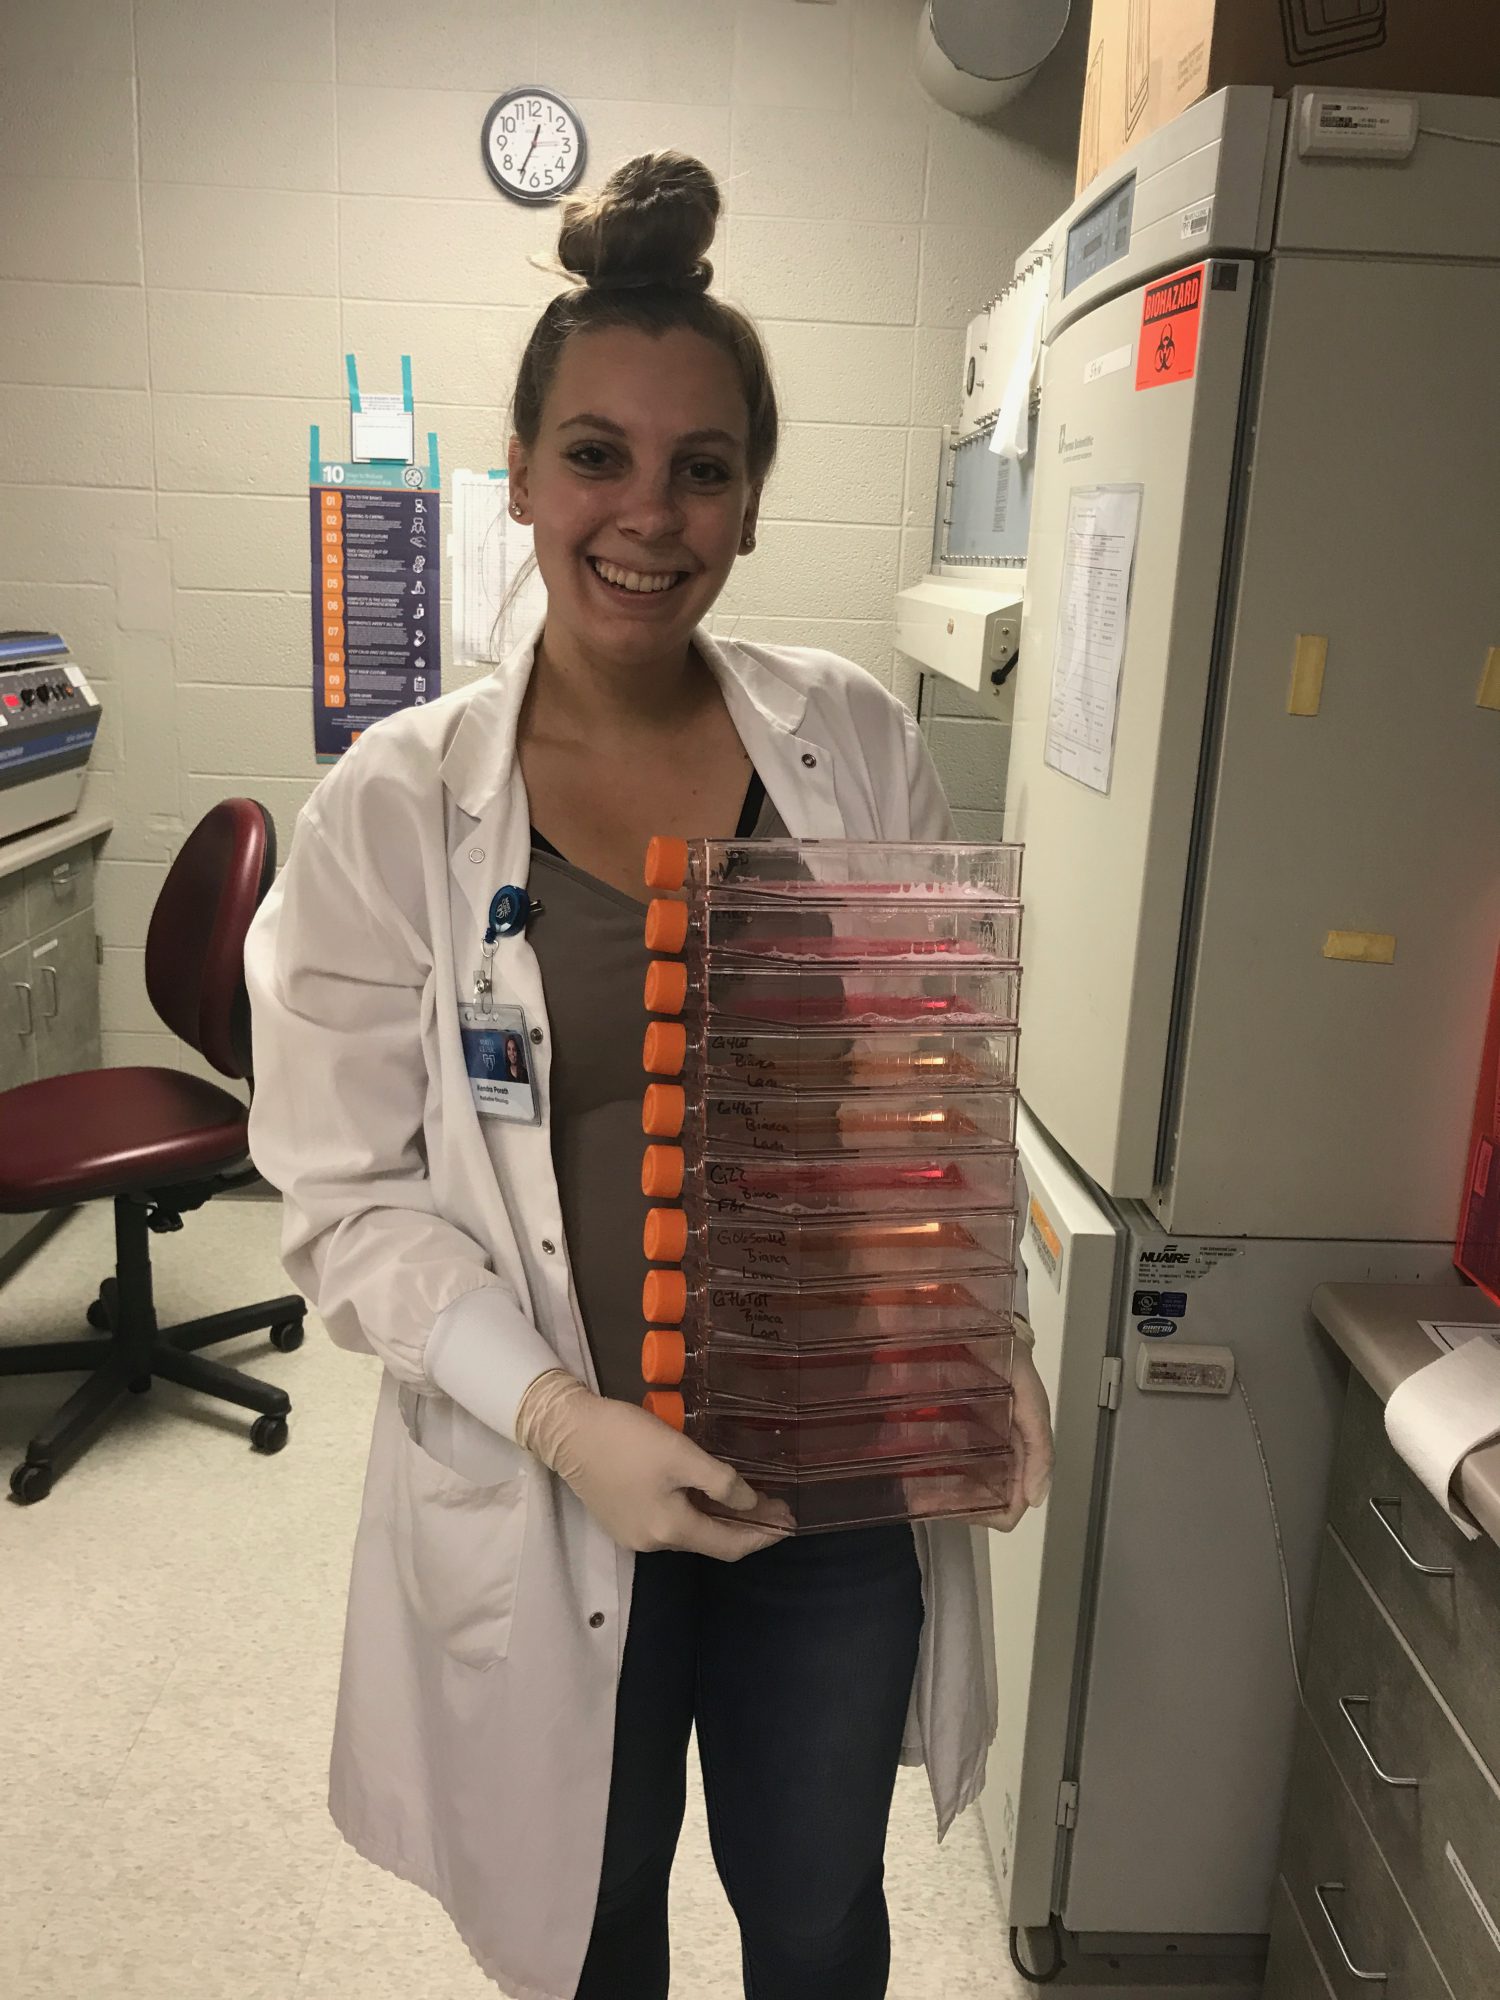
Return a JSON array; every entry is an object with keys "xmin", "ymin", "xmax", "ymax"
[
  {"xmin": 12, "ymin": 981, "xmax": 33, "ymax": 1036},
  {"xmin": 38, "ymin": 964, "xmax": 59, "ymax": 1020},
  {"xmin": 1338, "ymin": 1696, "xmax": 1420, "ymax": 1789},
  {"xmin": 1314, "ymin": 1883, "xmax": 1388, "ymax": 1983},
  {"xmin": 1369, "ymin": 1496, "xmax": 1455, "ymax": 1578},
  {"xmin": 51, "ymin": 861, "xmax": 73, "ymax": 890}
]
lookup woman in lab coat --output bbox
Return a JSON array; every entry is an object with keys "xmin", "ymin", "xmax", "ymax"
[{"xmin": 244, "ymin": 152, "xmax": 1053, "ymax": 2000}]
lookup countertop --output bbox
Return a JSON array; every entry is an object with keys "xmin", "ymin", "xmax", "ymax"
[
  {"xmin": 0, "ymin": 811, "xmax": 112, "ymax": 881},
  {"xmin": 1313, "ymin": 1281, "xmax": 1500, "ymax": 1552}
]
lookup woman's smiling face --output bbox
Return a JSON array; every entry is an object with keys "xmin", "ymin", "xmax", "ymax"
[{"xmin": 509, "ymin": 323, "xmax": 758, "ymax": 666}]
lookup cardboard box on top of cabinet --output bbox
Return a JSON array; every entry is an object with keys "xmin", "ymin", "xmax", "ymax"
[{"xmin": 1077, "ymin": 0, "xmax": 1500, "ymax": 192}]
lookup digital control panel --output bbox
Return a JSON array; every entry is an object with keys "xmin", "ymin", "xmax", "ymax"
[
  {"xmin": 1, "ymin": 667, "xmax": 88, "ymax": 718},
  {"xmin": 1063, "ymin": 173, "xmax": 1136, "ymax": 298}
]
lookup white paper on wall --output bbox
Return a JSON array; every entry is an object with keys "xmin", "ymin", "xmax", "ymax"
[{"xmin": 451, "ymin": 469, "xmax": 544, "ymax": 667}]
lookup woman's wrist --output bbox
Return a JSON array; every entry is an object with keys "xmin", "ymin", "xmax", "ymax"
[{"xmin": 514, "ymin": 1367, "xmax": 590, "ymax": 1461}]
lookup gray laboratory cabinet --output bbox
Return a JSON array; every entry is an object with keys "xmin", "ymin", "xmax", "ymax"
[{"xmin": 0, "ymin": 834, "xmax": 105, "ymax": 1266}]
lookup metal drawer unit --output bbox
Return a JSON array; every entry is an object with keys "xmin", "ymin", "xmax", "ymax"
[
  {"xmin": 1267, "ymin": 1360, "xmax": 1500, "ymax": 2000},
  {"xmin": 1267, "ymin": 1878, "xmax": 1337, "ymax": 2000},
  {"xmin": 1305, "ymin": 1529, "xmax": 1500, "ymax": 1999},
  {"xmin": 22, "ymin": 845, "xmax": 95, "ymax": 932},
  {"xmin": 1279, "ymin": 1722, "xmax": 1452, "ymax": 2000},
  {"xmin": 1329, "ymin": 1372, "xmax": 1500, "ymax": 1785}
]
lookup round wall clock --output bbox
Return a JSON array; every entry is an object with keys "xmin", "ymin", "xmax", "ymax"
[{"xmin": 482, "ymin": 88, "xmax": 586, "ymax": 205}]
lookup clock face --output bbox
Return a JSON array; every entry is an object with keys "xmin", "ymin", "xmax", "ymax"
[{"xmin": 483, "ymin": 89, "xmax": 586, "ymax": 205}]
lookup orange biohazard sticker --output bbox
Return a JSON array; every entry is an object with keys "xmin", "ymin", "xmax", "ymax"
[{"xmin": 1136, "ymin": 263, "xmax": 1204, "ymax": 390}]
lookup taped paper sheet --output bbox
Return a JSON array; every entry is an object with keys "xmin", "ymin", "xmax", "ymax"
[
  {"xmin": 1043, "ymin": 484, "xmax": 1143, "ymax": 796},
  {"xmin": 989, "ymin": 260, "xmax": 1048, "ymax": 462},
  {"xmin": 451, "ymin": 469, "xmax": 543, "ymax": 668}
]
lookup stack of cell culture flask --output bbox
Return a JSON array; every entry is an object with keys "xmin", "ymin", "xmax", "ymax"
[{"xmin": 638, "ymin": 836, "xmax": 1024, "ymax": 1534}]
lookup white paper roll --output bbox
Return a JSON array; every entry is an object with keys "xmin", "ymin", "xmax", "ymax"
[{"xmin": 1385, "ymin": 1333, "xmax": 1500, "ymax": 1542}]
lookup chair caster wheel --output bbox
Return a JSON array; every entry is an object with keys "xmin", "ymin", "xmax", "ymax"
[
  {"xmin": 10, "ymin": 1462, "xmax": 52, "ymax": 1505},
  {"xmin": 269, "ymin": 1320, "xmax": 304, "ymax": 1354},
  {"xmin": 87, "ymin": 1298, "xmax": 111, "ymax": 1331},
  {"xmin": 128, "ymin": 1376, "xmax": 152, "ymax": 1395},
  {"xmin": 251, "ymin": 1414, "xmax": 289, "ymax": 1455}
]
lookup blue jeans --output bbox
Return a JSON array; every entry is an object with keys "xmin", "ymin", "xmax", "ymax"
[{"xmin": 575, "ymin": 1522, "xmax": 925, "ymax": 2000}]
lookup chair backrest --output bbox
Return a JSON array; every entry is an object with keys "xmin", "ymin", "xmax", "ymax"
[{"xmin": 145, "ymin": 800, "xmax": 277, "ymax": 1081}]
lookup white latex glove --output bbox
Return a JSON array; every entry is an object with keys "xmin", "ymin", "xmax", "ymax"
[
  {"xmin": 514, "ymin": 1369, "xmax": 788, "ymax": 1561},
  {"xmin": 979, "ymin": 1317, "xmax": 1054, "ymax": 1532}
]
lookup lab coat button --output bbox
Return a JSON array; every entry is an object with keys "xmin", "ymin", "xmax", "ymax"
[
  {"xmin": 588, "ymin": 1612, "xmax": 605, "ymax": 1629},
  {"xmin": 541, "ymin": 1239, "xmax": 556, "ymax": 1255},
  {"xmin": 801, "ymin": 752, "xmax": 817, "ymax": 767},
  {"xmin": 530, "ymin": 1027, "xmax": 543, "ymax": 1044}
]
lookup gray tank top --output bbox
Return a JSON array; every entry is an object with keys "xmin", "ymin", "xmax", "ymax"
[{"xmin": 530, "ymin": 781, "xmax": 787, "ymax": 1405}]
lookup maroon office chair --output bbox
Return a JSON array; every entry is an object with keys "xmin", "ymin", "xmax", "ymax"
[{"xmin": 0, "ymin": 800, "xmax": 305, "ymax": 1504}]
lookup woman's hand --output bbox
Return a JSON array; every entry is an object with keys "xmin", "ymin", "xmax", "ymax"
[
  {"xmin": 977, "ymin": 1318, "xmax": 1054, "ymax": 1532},
  {"xmin": 515, "ymin": 1369, "xmax": 788, "ymax": 1560}
]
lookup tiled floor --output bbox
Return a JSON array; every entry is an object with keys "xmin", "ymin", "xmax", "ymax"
[{"xmin": 1, "ymin": 1199, "xmax": 1028, "ymax": 1998}]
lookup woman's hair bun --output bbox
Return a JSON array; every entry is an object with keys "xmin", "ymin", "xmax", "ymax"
[{"xmin": 556, "ymin": 151, "xmax": 719, "ymax": 293}]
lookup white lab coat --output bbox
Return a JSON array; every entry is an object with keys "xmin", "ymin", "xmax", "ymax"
[{"xmin": 243, "ymin": 621, "xmax": 1021, "ymax": 2000}]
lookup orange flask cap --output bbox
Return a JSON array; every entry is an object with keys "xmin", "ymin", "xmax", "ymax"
[
  {"xmin": 641, "ymin": 1144, "xmax": 685, "ymax": 1199},
  {"xmin": 642, "ymin": 1268, "xmax": 688, "ymax": 1323},
  {"xmin": 644, "ymin": 836, "xmax": 689, "ymax": 892},
  {"xmin": 643, "ymin": 1389, "xmax": 686, "ymax": 1430},
  {"xmin": 644, "ymin": 899, "xmax": 690, "ymax": 954},
  {"xmin": 641, "ymin": 1327, "xmax": 687, "ymax": 1385},
  {"xmin": 643, "ymin": 1021, "xmax": 688, "ymax": 1076},
  {"xmin": 644, "ymin": 960, "xmax": 688, "ymax": 1015},
  {"xmin": 643, "ymin": 1206, "xmax": 689, "ymax": 1261}
]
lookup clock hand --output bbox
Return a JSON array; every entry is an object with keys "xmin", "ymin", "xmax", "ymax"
[{"xmin": 520, "ymin": 123, "xmax": 541, "ymax": 174}]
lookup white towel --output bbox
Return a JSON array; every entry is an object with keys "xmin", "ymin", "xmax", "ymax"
[{"xmin": 1385, "ymin": 1332, "xmax": 1500, "ymax": 1542}]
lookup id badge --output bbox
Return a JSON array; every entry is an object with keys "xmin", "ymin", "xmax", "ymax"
[{"xmin": 460, "ymin": 1002, "xmax": 540, "ymax": 1124}]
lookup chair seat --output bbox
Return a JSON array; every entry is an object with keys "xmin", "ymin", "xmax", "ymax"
[{"xmin": 0, "ymin": 1066, "xmax": 250, "ymax": 1211}]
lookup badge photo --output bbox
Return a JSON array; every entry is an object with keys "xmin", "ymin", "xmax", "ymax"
[{"xmin": 460, "ymin": 1003, "xmax": 540, "ymax": 1124}]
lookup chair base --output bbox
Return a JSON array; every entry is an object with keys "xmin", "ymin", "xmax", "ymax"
[{"xmin": 1, "ymin": 1191, "xmax": 305, "ymax": 1505}]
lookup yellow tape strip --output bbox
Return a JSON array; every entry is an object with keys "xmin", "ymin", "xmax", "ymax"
[
  {"xmin": 1478, "ymin": 646, "xmax": 1500, "ymax": 712},
  {"xmin": 1323, "ymin": 931, "xmax": 1396, "ymax": 965},
  {"xmin": 1288, "ymin": 635, "xmax": 1328, "ymax": 716}
]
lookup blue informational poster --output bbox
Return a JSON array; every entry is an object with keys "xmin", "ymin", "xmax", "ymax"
[{"xmin": 309, "ymin": 426, "xmax": 441, "ymax": 763}]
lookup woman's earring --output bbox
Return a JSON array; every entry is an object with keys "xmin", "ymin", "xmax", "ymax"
[
  {"xmin": 510, "ymin": 501, "xmax": 524, "ymax": 520},
  {"xmin": 740, "ymin": 531, "xmax": 756, "ymax": 553}
]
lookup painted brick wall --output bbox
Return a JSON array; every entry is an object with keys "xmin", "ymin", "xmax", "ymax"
[{"xmin": 0, "ymin": 0, "xmax": 1082, "ymax": 1071}]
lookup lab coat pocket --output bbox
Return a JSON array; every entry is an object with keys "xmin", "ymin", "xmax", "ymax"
[{"xmin": 392, "ymin": 1387, "xmax": 529, "ymax": 1669}]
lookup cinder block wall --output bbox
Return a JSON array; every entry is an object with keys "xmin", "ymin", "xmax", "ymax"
[{"xmin": 0, "ymin": 0, "xmax": 1082, "ymax": 1072}]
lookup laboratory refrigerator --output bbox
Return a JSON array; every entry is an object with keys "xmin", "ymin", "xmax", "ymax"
[{"xmin": 979, "ymin": 85, "xmax": 1500, "ymax": 1985}]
